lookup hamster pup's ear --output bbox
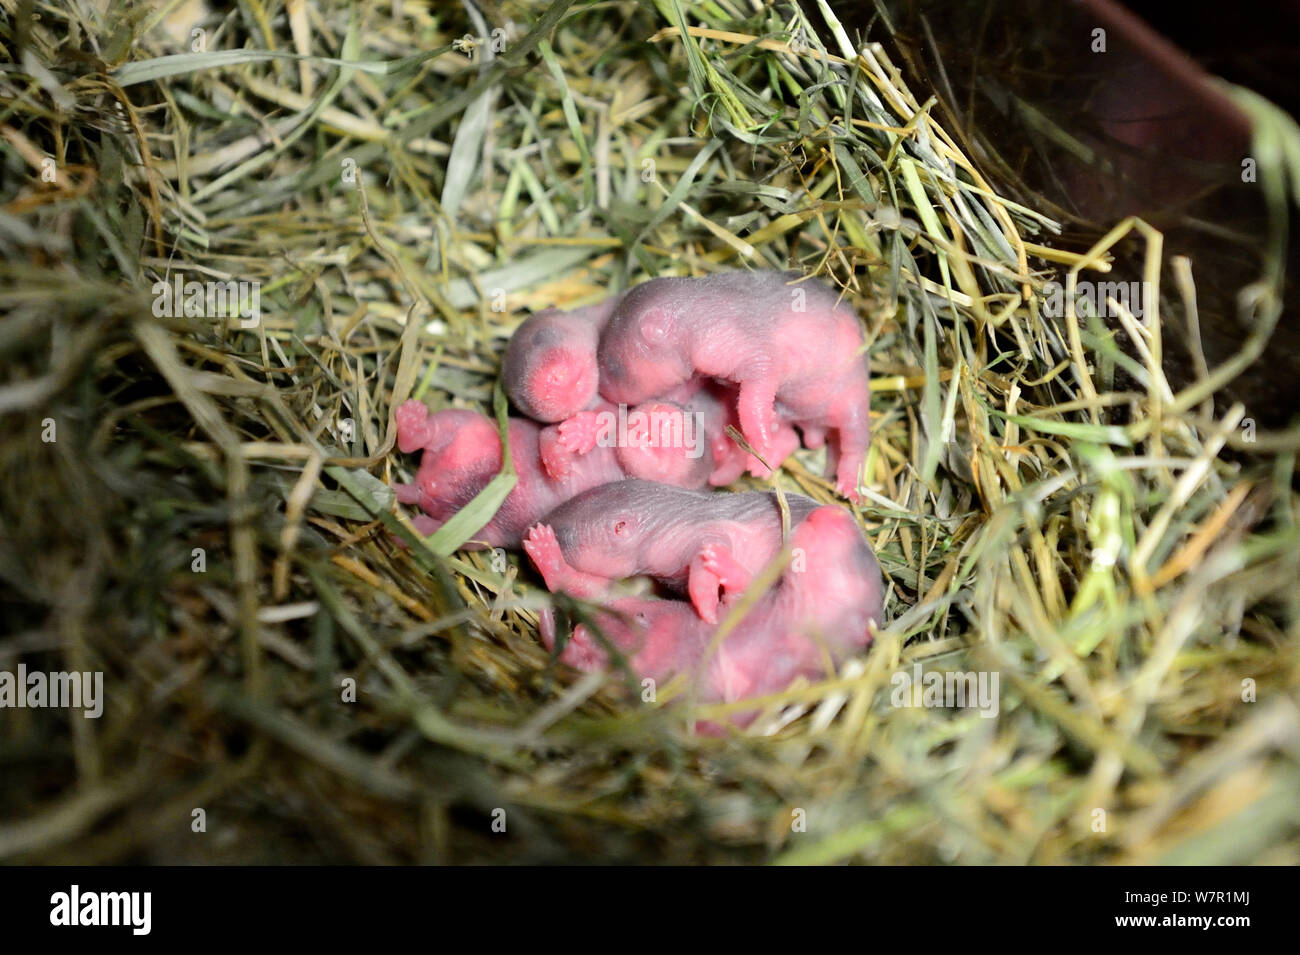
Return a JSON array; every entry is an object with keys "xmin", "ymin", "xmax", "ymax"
[{"xmin": 638, "ymin": 307, "xmax": 673, "ymax": 345}]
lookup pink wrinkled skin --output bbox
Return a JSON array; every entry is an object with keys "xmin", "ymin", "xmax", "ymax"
[
  {"xmin": 523, "ymin": 479, "xmax": 819, "ymax": 623},
  {"xmin": 503, "ymin": 300, "xmax": 615, "ymax": 423},
  {"xmin": 536, "ymin": 395, "xmax": 714, "ymax": 490},
  {"xmin": 538, "ymin": 379, "xmax": 796, "ymax": 488},
  {"xmin": 393, "ymin": 400, "xmax": 624, "ymax": 549},
  {"xmin": 523, "ymin": 479, "xmax": 882, "ymax": 634},
  {"xmin": 598, "ymin": 271, "xmax": 871, "ymax": 501},
  {"xmin": 538, "ymin": 505, "xmax": 884, "ymax": 730},
  {"xmin": 503, "ymin": 271, "xmax": 864, "ymax": 495},
  {"xmin": 392, "ymin": 400, "xmax": 719, "ymax": 549}
]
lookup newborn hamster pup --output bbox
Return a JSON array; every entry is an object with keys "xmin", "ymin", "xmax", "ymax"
[
  {"xmin": 597, "ymin": 270, "xmax": 872, "ymax": 500},
  {"xmin": 503, "ymin": 299, "xmax": 616, "ymax": 422},
  {"xmin": 393, "ymin": 400, "xmax": 627, "ymax": 548},
  {"xmin": 522, "ymin": 478, "xmax": 820, "ymax": 623},
  {"xmin": 545, "ymin": 505, "xmax": 883, "ymax": 726}
]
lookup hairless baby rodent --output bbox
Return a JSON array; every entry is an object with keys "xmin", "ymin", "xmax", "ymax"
[
  {"xmin": 538, "ymin": 380, "xmax": 800, "ymax": 487},
  {"xmin": 503, "ymin": 299, "xmax": 615, "ymax": 423},
  {"xmin": 523, "ymin": 478, "xmax": 883, "ymax": 627},
  {"xmin": 597, "ymin": 271, "xmax": 872, "ymax": 500},
  {"xmin": 523, "ymin": 479, "xmax": 817, "ymax": 623},
  {"xmin": 504, "ymin": 271, "xmax": 871, "ymax": 500},
  {"xmin": 394, "ymin": 400, "xmax": 708, "ymax": 549},
  {"xmin": 393, "ymin": 401, "xmax": 618, "ymax": 548},
  {"xmin": 540, "ymin": 504, "xmax": 884, "ymax": 727}
]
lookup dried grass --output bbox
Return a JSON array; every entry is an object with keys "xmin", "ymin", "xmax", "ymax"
[{"xmin": 0, "ymin": 0, "xmax": 1297, "ymax": 864}]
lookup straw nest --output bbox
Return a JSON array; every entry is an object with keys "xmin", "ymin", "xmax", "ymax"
[{"xmin": 1, "ymin": 0, "xmax": 1297, "ymax": 864}]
